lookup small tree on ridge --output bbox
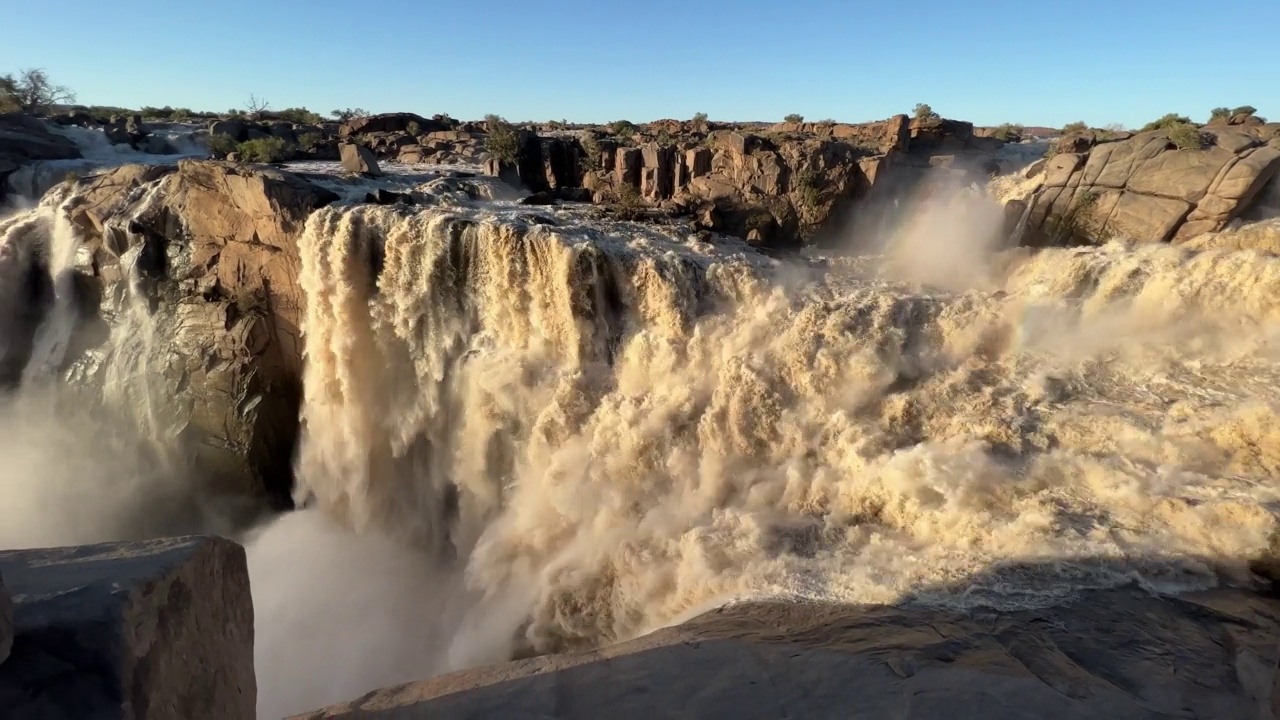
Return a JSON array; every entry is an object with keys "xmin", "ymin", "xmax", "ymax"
[{"xmin": 0, "ymin": 68, "xmax": 76, "ymax": 114}]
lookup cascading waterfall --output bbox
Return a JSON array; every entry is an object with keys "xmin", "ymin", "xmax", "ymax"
[
  {"xmin": 3, "ymin": 157, "xmax": 1280, "ymax": 718},
  {"xmin": 291, "ymin": 198, "xmax": 1280, "ymax": 664}
]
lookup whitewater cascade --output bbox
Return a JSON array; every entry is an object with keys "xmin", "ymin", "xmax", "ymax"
[
  {"xmin": 4, "ymin": 156, "xmax": 1280, "ymax": 716},
  {"xmin": 293, "ymin": 197, "xmax": 1280, "ymax": 658}
]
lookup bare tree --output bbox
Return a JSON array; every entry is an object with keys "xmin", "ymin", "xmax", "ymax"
[
  {"xmin": 0, "ymin": 68, "xmax": 76, "ymax": 114},
  {"xmin": 245, "ymin": 94, "xmax": 271, "ymax": 118}
]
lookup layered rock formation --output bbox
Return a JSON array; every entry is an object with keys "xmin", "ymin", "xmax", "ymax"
[
  {"xmin": 1018, "ymin": 122, "xmax": 1280, "ymax": 245},
  {"xmin": 293, "ymin": 583, "xmax": 1280, "ymax": 719},
  {"xmin": 0, "ymin": 536, "xmax": 254, "ymax": 720}
]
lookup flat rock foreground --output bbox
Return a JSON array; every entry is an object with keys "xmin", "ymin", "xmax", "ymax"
[{"xmin": 0, "ymin": 536, "xmax": 1279, "ymax": 718}]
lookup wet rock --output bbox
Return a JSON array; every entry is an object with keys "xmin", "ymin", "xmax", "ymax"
[
  {"xmin": 0, "ymin": 536, "xmax": 254, "ymax": 720},
  {"xmin": 64, "ymin": 160, "xmax": 339, "ymax": 505},
  {"xmin": 340, "ymin": 143, "xmax": 382, "ymax": 176},
  {"xmin": 519, "ymin": 191, "xmax": 556, "ymax": 205},
  {"xmin": 364, "ymin": 188, "xmax": 415, "ymax": 206},
  {"xmin": 292, "ymin": 586, "xmax": 1280, "ymax": 720}
]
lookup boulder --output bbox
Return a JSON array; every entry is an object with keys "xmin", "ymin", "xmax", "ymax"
[
  {"xmin": 292, "ymin": 586, "xmax": 1280, "ymax": 720},
  {"xmin": 339, "ymin": 143, "xmax": 382, "ymax": 176},
  {"xmin": 1022, "ymin": 124, "xmax": 1280, "ymax": 245},
  {"xmin": 0, "ymin": 536, "xmax": 255, "ymax": 720},
  {"xmin": 62, "ymin": 160, "xmax": 339, "ymax": 504},
  {"xmin": 209, "ymin": 119, "xmax": 250, "ymax": 143}
]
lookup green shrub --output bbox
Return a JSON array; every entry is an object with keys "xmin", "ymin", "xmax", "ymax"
[
  {"xmin": 1232, "ymin": 105, "xmax": 1257, "ymax": 117},
  {"xmin": 1166, "ymin": 122, "xmax": 1206, "ymax": 150},
  {"xmin": 913, "ymin": 103, "xmax": 940, "ymax": 122},
  {"xmin": 238, "ymin": 136, "xmax": 290, "ymax": 163},
  {"xmin": 1140, "ymin": 113, "xmax": 1191, "ymax": 132},
  {"xmin": 784, "ymin": 113, "xmax": 804, "ymax": 123},
  {"xmin": 406, "ymin": 121, "xmax": 421, "ymax": 136},
  {"xmin": 579, "ymin": 133, "xmax": 601, "ymax": 172},
  {"xmin": 1209, "ymin": 107, "xmax": 1232, "ymax": 122},
  {"xmin": 207, "ymin": 133, "xmax": 239, "ymax": 157},
  {"xmin": 794, "ymin": 167, "xmax": 823, "ymax": 209},
  {"xmin": 609, "ymin": 119, "xmax": 637, "ymax": 141},
  {"xmin": 330, "ymin": 108, "xmax": 368, "ymax": 121},
  {"xmin": 616, "ymin": 182, "xmax": 642, "ymax": 208},
  {"xmin": 484, "ymin": 114, "xmax": 520, "ymax": 164},
  {"xmin": 297, "ymin": 132, "xmax": 323, "ymax": 151},
  {"xmin": 691, "ymin": 112, "xmax": 708, "ymax": 130},
  {"xmin": 992, "ymin": 123, "xmax": 1024, "ymax": 141},
  {"xmin": 1061, "ymin": 121, "xmax": 1089, "ymax": 134}
]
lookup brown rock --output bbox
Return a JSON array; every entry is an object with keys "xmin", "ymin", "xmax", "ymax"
[
  {"xmin": 1104, "ymin": 192, "xmax": 1192, "ymax": 242},
  {"xmin": 0, "ymin": 536, "xmax": 255, "ymax": 720},
  {"xmin": 1022, "ymin": 125, "xmax": 1280, "ymax": 245},
  {"xmin": 340, "ymin": 143, "xmax": 382, "ymax": 176},
  {"xmin": 1126, "ymin": 145, "xmax": 1235, "ymax": 203},
  {"xmin": 66, "ymin": 161, "xmax": 338, "ymax": 503}
]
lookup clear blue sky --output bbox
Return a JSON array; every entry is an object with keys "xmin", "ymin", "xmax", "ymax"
[{"xmin": 3, "ymin": 0, "xmax": 1276, "ymax": 129}]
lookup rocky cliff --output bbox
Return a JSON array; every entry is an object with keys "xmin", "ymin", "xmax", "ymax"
[
  {"xmin": 51, "ymin": 161, "xmax": 339, "ymax": 506},
  {"xmin": 1016, "ymin": 121, "xmax": 1280, "ymax": 246}
]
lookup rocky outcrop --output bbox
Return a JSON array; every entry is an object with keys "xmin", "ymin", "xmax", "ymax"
[
  {"xmin": 0, "ymin": 536, "xmax": 255, "ymax": 720},
  {"xmin": 339, "ymin": 112, "xmax": 449, "ymax": 138},
  {"xmin": 293, "ymin": 584, "xmax": 1280, "ymax": 719},
  {"xmin": 575, "ymin": 116, "xmax": 998, "ymax": 250},
  {"xmin": 0, "ymin": 114, "xmax": 81, "ymax": 201},
  {"xmin": 62, "ymin": 160, "xmax": 339, "ymax": 504},
  {"xmin": 1020, "ymin": 123, "xmax": 1280, "ymax": 245}
]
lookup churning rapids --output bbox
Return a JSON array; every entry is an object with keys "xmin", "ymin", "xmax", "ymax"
[{"xmin": 4, "ymin": 135, "xmax": 1280, "ymax": 717}]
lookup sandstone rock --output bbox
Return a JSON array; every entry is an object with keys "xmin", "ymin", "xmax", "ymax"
[
  {"xmin": 340, "ymin": 143, "xmax": 382, "ymax": 176},
  {"xmin": 1023, "ymin": 123, "xmax": 1280, "ymax": 245},
  {"xmin": 292, "ymin": 586, "xmax": 1280, "ymax": 720},
  {"xmin": 0, "ymin": 536, "xmax": 254, "ymax": 720},
  {"xmin": 63, "ymin": 161, "xmax": 339, "ymax": 504}
]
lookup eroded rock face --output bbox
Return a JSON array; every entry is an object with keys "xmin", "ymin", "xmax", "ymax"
[
  {"xmin": 292, "ymin": 586, "xmax": 1280, "ymax": 720},
  {"xmin": 1022, "ymin": 124, "xmax": 1280, "ymax": 245},
  {"xmin": 61, "ymin": 160, "xmax": 339, "ymax": 504},
  {"xmin": 0, "ymin": 536, "xmax": 255, "ymax": 720}
]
